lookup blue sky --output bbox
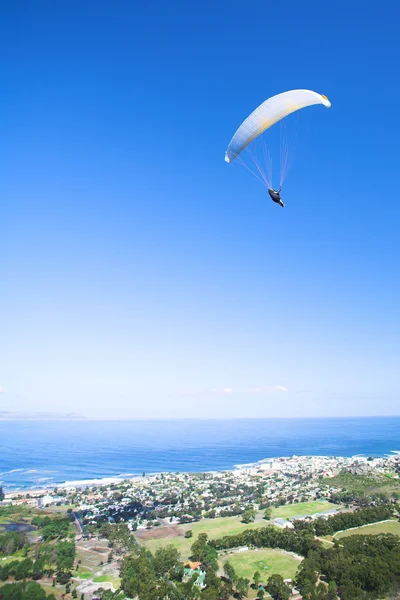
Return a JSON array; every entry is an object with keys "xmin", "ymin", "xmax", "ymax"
[{"xmin": 1, "ymin": 0, "xmax": 400, "ymax": 418}]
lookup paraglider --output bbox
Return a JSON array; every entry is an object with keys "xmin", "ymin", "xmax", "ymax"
[
  {"xmin": 225, "ymin": 89, "xmax": 331, "ymax": 206},
  {"xmin": 268, "ymin": 188, "xmax": 284, "ymax": 208}
]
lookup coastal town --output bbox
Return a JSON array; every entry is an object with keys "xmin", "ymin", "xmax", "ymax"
[
  {"xmin": 4, "ymin": 454, "xmax": 400, "ymax": 527},
  {"xmin": 1, "ymin": 453, "xmax": 400, "ymax": 599}
]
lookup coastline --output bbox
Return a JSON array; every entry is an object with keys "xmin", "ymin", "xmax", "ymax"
[
  {"xmin": 2, "ymin": 416, "xmax": 400, "ymax": 493},
  {"xmin": 3, "ymin": 451, "xmax": 400, "ymax": 496}
]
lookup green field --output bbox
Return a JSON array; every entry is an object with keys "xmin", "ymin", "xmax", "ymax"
[
  {"xmin": 93, "ymin": 575, "xmax": 120, "ymax": 586},
  {"xmin": 0, "ymin": 549, "xmax": 26, "ymax": 564},
  {"xmin": 77, "ymin": 571, "xmax": 92, "ymax": 579},
  {"xmin": 334, "ymin": 520, "xmax": 400, "ymax": 539},
  {"xmin": 271, "ymin": 500, "xmax": 338, "ymax": 519},
  {"xmin": 138, "ymin": 504, "xmax": 339, "ymax": 558},
  {"xmin": 221, "ymin": 549, "xmax": 301, "ymax": 582},
  {"xmin": 137, "ymin": 516, "xmax": 268, "ymax": 559}
]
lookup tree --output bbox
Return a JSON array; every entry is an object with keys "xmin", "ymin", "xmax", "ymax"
[
  {"xmin": 263, "ymin": 508, "xmax": 272, "ymax": 520},
  {"xmin": 56, "ymin": 541, "xmax": 76, "ymax": 572},
  {"xmin": 266, "ymin": 574, "xmax": 291, "ymax": 600},
  {"xmin": 72, "ymin": 590, "xmax": 78, "ymax": 599},
  {"xmin": 184, "ymin": 530, "xmax": 193, "ymax": 538},
  {"xmin": 236, "ymin": 577, "xmax": 250, "ymax": 597},
  {"xmin": 241, "ymin": 508, "xmax": 256, "ymax": 524},
  {"xmin": 56, "ymin": 571, "xmax": 71, "ymax": 584},
  {"xmin": 0, "ymin": 486, "xmax": 4, "ymax": 502},
  {"xmin": 33, "ymin": 558, "xmax": 45, "ymax": 580},
  {"xmin": 190, "ymin": 533, "xmax": 217, "ymax": 566},
  {"xmin": 153, "ymin": 544, "xmax": 181, "ymax": 575},
  {"xmin": 0, "ymin": 581, "xmax": 51, "ymax": 599},
  {"xmin": 327, "ymin": 581, "xmax": 337, "ymax": 599},
  {"xmin": 223, "ymin": 561, "xmax": 236, "ymax": 584},
  {"xmin": 253, "ymin": 570, "xmax": 261, "ymax": 588}
]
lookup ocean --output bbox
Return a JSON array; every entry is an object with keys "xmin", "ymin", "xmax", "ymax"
[{"xmin": 0, "ymin": 417, "xmax": 399, "ymax": 491}]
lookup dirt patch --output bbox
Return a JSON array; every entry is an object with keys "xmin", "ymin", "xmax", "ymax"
[{"xmin": 135, "ymin": 525, "xmax": 184, "ymax": 540}]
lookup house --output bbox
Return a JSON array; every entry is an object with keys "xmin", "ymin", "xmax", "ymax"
[
  {"xmin": 273, "ymin": 518, "xmax": 294, "ymax": 529},
  {"xmin": 184, "ymin": 562, "xmax": 206, "ymax": 588},
  {"xmin": 38, "ymin": 494, "xmax": 66, "ymax": 507},
  {"xmin": 185, "ymin": 561, "xmax": 202, "ymax": 571},
  {"xmin": 194, "ymin": 571, "xmax": 206, "ymax": 588}
]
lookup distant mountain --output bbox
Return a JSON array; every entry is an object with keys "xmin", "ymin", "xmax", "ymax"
[{"xmin": 0, "ymin": 411, "xmax": 85, "ymax": 421}]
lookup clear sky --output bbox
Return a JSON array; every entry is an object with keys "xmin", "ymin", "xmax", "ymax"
[{"xmin": 1, "ymin": 0, "xmax": 400, "ymax": 419}]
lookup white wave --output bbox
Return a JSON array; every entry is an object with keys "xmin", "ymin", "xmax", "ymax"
[
  {"xmin": 1, "ymin": 468, "xmax": 25, "ymax": 475},
  {"xmin": 58, "ymin": 475, "xmax": 137, "ymax": 488}
]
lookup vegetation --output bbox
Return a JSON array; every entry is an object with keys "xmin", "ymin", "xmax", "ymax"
[
  {"xmin": 295, "ymin": 505, "xmax": 395, "ymax": 537},
  {"xmin": 241, "ymin": 508, "xmax": 257, "ymax": 524},
  {"xmin": 211, "ymin": 525, "xmax": 318, "ymax": 557},
  {"xmin": 0, "ymin": 581, "xmax": 56, "ymax": 600},
  {"xmin": 0, "ymin": 531, "xmax": 27, "ymax": 556},
  {"xmin": 0, "ymin": 540, "xmax": 75, "ymax": 590},
  {"xmin": 321, "ymin": 471, "xmax": 400, "ymax": 505},
  {"xmin": 95, "ymin": 522, "xmax": 137, "ymax": 553},
  {"xmin": 266, "ymin": 573, "xmax": 292, "ymax": 600},
  {"xmin": 31, "ymin": 516, "xmax": 71, "ymax": 541},
  {"xmin": 117, "ymin": 534, "xmax": 298, "ymax": 600},
  {"xmin": 296, "ymin": 534, "xmax": 400, "ymax": 599}
]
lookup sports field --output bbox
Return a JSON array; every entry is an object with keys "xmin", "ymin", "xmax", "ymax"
[
  {"xmin": 221, "ymin": 548, "xmax": 301, "ymax": 582},
  {"xmin": 271, "ymin": 500, "xmax": 338, "ymax": 519},
  {"xmin": 334, "ymin": 520, "xmax": 400, "ymax": 539}
]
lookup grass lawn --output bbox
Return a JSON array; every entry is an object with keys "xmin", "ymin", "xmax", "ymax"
[
  {"xmin": 0, "ymin": 550, "xmax": 26, "ymax": 564},
  {"xmin": 77, "ymin": 571, "xmax": 92, "ymax": 579},
  {"xmin": 137, "ymin": 516, "xmax": 268, "ymax": 559},
  {"xmin": 93, "ymin": 575, "xmax": 112, "ymax": 583},
  {"xmin": 93, "ymin": 575, "xmax": 120, "ymax": 586},
  {"xmin": 220, "ymin": 549, "xmax": 301, "ymax": 583},
  {"xmin": 334, "ymin": 520, "xmax": 400, "ymax": 539},
  {"xmin": 270, "ymin": 500, "xmax": 338, "ymax": 519},
  {"xmin": 138, "ymin": 505, "xmax": 338, "ymax": 558}
]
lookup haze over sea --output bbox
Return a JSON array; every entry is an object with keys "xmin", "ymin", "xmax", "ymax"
[{"xmin": 1, "ymin": 417, "xmax": 399, "ymax": 491}]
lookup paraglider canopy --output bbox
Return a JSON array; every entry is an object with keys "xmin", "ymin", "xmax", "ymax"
[{"xmin": 225, "ymin": 89, "xmax": 331, "ymax": 165}]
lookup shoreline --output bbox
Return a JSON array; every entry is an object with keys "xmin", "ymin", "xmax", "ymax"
[{"xmin": 3, "ymin": 452, "xmax": 400, "ymax": 496}]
